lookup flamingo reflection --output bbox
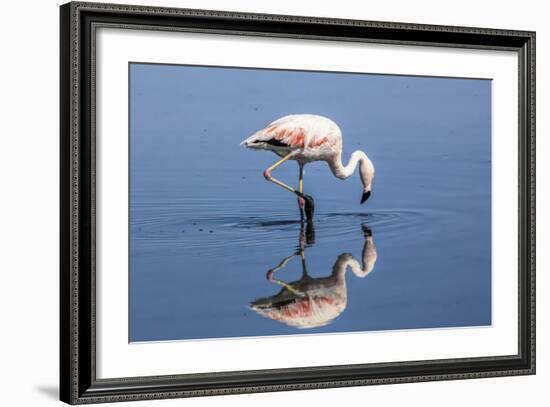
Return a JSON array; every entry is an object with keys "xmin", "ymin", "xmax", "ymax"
[{"xmin": 250, "ymin": 222, "xmax": 377, "ymax": 329}]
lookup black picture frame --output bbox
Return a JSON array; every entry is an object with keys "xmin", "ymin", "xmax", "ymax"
[{"xmin": 60, "ymin": 1, "xmax": 536, "ymax": 404}]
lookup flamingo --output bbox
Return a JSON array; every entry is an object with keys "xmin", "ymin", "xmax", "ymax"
[
  {"xmin": 250, "ymin": 223, "xmax": 377, "ymax": 329},
  {"xmin": 241, "ymin": 114, "xmax": 375, "ymax": 220}
]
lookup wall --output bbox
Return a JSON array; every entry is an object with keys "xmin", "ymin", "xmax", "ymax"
[{"xmin": 0, "ymin": 0, "xmax": 546, "ymax": 405}]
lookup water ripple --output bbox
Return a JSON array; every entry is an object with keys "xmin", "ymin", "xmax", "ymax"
[{"xmin": 131, "ymin": 199, "xmax": 440, "ymax": 255}]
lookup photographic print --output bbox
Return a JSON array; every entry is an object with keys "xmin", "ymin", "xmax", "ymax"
[
  {"xmin": 129, "ymin": 63, "xmax": 491, "ymax": 342},
  {"xmin": 60, "ymin": 5, "xmax": 535, "ymax": 402}
]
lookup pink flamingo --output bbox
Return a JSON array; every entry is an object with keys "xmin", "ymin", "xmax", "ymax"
[
  {"xmin": 241, "ymin": 114, "xmax": 375, "ymax": 219},
  {"xmin": 250, "ymin": 223, "xmax": 378, "ymax": 329}
]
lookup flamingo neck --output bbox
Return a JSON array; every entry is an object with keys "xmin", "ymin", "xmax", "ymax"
[
  {"xmin": 333, "ymin": 236, "xmax": 378, "ymax": 279},
  {"xmin": 329, "ymin": 150, "xmax": 374, "ymax": 191}
]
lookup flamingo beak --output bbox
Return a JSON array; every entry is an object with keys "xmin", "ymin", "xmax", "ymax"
[{"xmin": 360, "ymin": 190, "xmax": 371, "ymax": 204}]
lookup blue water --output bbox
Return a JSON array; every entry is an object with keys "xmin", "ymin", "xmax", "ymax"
[{"xmin": 129, "ymin": 63, "xmax": 491, "ymax": 342}]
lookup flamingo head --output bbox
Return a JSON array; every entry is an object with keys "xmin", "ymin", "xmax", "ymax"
[{"xmin": 356, "ymin": 152, "xmax": 374, "ymax": 204}]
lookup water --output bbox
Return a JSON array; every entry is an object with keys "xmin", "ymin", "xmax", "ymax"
[{"xmin": 129, "ymin": 63, "xmax": 491, "ymax": 342}]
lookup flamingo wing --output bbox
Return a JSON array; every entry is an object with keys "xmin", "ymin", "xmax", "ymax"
[
  {"xmin": 251, "ymin": 295, "xmax": 346, "ymax": 329},
  {"xmin": 242, "ymin": 114, "xmax": 339, "ymax": 149}
]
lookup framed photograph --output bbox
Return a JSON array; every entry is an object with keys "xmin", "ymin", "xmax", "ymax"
[{"xmin": 60, "ymin": 1, "xmax": 535, "ymax": 404}]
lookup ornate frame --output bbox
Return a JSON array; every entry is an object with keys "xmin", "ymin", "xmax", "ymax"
[{"xmin": 60, "ymin": 1, "xmax": 536, "ymax": 404}]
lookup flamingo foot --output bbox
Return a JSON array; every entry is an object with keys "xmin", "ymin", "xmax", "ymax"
[
  {"xmin": 304, "ymin": 196, "xmax": 314, "ymax": 220},
  {"xmin": 263, "ymin": 170, "xmax": 272, "ymax": 180},
  {"xmin": 295, "ymin": 191, "xmax": 314, "ymax": 220},
  {"xmin": 301, "ymin": 194, "xmax": 315, "ymax": 221}
]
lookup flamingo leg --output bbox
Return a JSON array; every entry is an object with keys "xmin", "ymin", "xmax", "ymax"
[
  {"xmin": 263, "ymin": 152, "xmax": 315, "ymax": 220},
  {"xmin": 266, "ymin": 254, "xmax": 306, "ymax": 297},
  {"xmin": 266, "ymin": 254, "xmax": 298, "ymax": 278},
  {"xmin": 298, "ymin": 164, "xmax": 305, "ymax": 219},
  {"xmin": 299, "ymin": 164, "xmax": 304, "ymax": 194},
  {"xmin": 263, "ymin": 152, "xmax": 298, "ymax": 194}
]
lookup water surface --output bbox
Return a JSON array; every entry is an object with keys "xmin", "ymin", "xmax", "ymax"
[{"xmin": 129, "ymin": 64, "xmax": 491, "ymax": 342}]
